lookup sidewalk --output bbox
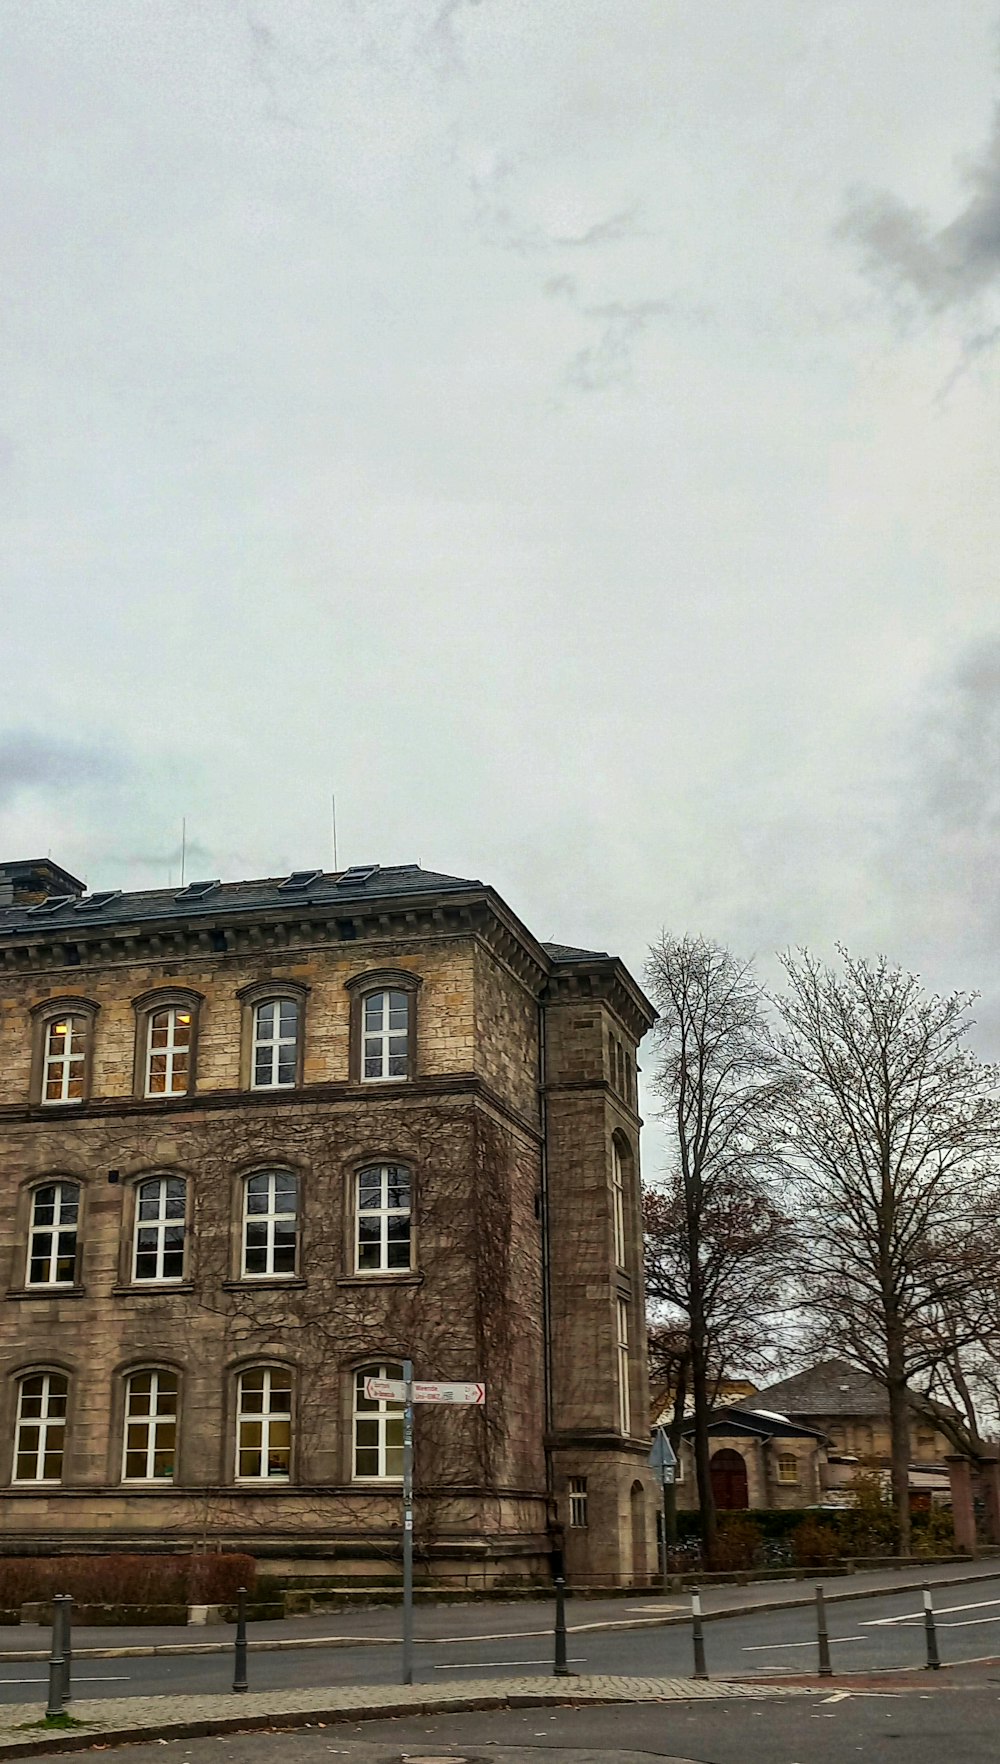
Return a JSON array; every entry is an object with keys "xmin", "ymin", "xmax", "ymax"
[
  {"xmin": 3, "ymin": 1556, "xmax": 998, "ymax": 1663},
  {"xmin": 0, "ymin": 1673, "xmax": 813, "ymax": 1759}
]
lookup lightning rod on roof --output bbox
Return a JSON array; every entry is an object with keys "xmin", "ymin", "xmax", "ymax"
[
  {"xmin": 180, "ymin": 817, "xmax": 187, "ymax": 888},
  {"xmin": 331, "ymin": 793, "xmax": 339, "ymax": 872}
]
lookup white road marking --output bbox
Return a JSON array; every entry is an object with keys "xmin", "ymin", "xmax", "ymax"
[
  {"xmin": 820, "ymin": 1692, "xmax": 851, "ymax": 1704},
  {"xmin": 0, "ymin": 1674, "xmax": 132, "ymax": 1686},
  {"xmin": 864, "ymin": 1596, "xmax": 1000, "ymax": 1628},
  {"xmin": 741, "ymin": 1637, "xmax": 863, "ymax": 1652},
  {"xmin": 433, "ymin": 1658, "xmax": 586, "ymax": 1670}
]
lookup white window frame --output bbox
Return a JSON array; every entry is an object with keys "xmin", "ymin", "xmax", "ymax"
[
  {"xmin": 355, "ymin": 1164, "xmax": 412, "ymax": 1273},
  {"xmin": 13, "ymin": 1372, "xmax": 68, "ymax": 1484},
  {"xmin": 121, "ymin": 1368, "xmax": 179, "ymax": 1482},
  {"xmin": 353, "ymin": 1363, "xmax": 405, "ymax": 1481},
  {"xmin": 617, "ymin": 1298, "xmax": 631, "ymax": 1436},
  {"xmin": 568, "ymin": 1476, "xmax": 588, "ymax": 1527},
  {"xmin": 242, "ymin": 1171, "xmax": 298, "ymax": 1278},
  {"xmin": 777, "ymin": 1451, "xmax": 799, "ymax": 1485},
  {"xmin": 251, "ymin": 998, "xmax": 299, "ymax": 1090},
  {"xmin": 133, "ymin": 1177, "xmax": 187, "ymax": 1283},
  {"xmin": 611, "ymin": 1141, "xmax": 627, "ymax": 1268},
  {"xmin": 27, "ymin": 1182, "xmax": 79, "ymax": 1288},
  {"xmin": 145, "ymin": 1006, "xmax": 193, "ymax": 1097},
  {"xmin": 236, "ymin": 1366, "xmax": 292, "ymax": 1481},
  {"xmin": 361, "ymin": 989, "xmax": 409, "ymax": 1082},
  {"xmin": 42, "ymin": 1015, "xmax": 87, "ymax": 1106}
]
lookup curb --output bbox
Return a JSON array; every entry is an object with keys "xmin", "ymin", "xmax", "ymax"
[{"xmin": 4, "ymin": 1564, "xmax": 996, "ymax": 1664}]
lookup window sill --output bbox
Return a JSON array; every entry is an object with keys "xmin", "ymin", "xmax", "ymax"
[
  {"xmin": 222, "ymin": 1277, "xmax": 307, "ymax": 1292},
  {"xmin": 111, "ymin": 1282, "xmax": 195, "ymax": 1297},
  {"xmin": 336, "ymin": 1273, "xmax": 422, "ymax": 1288},
  {"xmin": 6, "ymin": 1285, "xmax": 86, "ymax": 1301}
]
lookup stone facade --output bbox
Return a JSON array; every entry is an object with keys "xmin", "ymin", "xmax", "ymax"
[
  {"xmin": 673, "ymin": 1408, "xmax": 827, "ymax": 1513},
  {"xmin": 0, "ymin": 861, "xmax": 656, "ymax": 1586}
]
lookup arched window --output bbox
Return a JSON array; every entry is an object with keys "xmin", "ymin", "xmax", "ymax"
[
  {"xmin": 353, "ymin": 1364, "xmax": 404, "ymax": 1480},
  {"xmin": 14, "ymin": 1371, "xmax": 68, "ymax": 1483},
  {"xmin": 122, "ymin": 1369, "xmax": 178, "ymax": 1481},
  {"xmin": 356, "ymin": 1165, "xmax": 411, "ymax": 1273},
  {"xmin": 42, "ymin": 1015, "xmax": 87, "ymax": 1105},
  {"xmin": 252, "ymin": 999, "xmax": 300, "ymax": 1090},
  {"xmin": 133, "ymin": 1178, "xmax": 186, "ymax": 1282},
  {"xmin": 611, "ymin": 1141, "xmax": 626, "ymax": 1268},
  {"xmin": 777, "ymin": 1451, "xmax": 799, "ymax": 1485},
  {"xmin": 27, "ymin": 1183, "xmax": 79, "ymax": 1287},
  {"xmin": 242, "ymin": 1171, "xmax": 298, "ymax": 1277},
  {"xmin": 236, "ymin": 1367, "xmax": 292, "ymax": 1480},
  {"xmin": 362, "ymin": 991, "xmax": 410, "ymax": 1081},
  {"xmin": 145, "ymin": 1005, "xmax": 193, "ymax": 1096}
]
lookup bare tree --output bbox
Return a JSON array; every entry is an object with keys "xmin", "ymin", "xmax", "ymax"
[
  {"xmin": 775, "ymin": 946, "xmax": 1000, "ymax": 1553},
  {"xmin": 643, "ymin": 934, "xmax": 792, "ymax": 1561}
]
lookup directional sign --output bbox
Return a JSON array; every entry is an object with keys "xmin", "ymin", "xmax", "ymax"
[
  {"xmin": 649, "ymin": 1427, "xmax": 678, "ymax": 1476},
  {"xmin": 364, "ymin": 1377, "xmax": 486, "ymax": 1406}
]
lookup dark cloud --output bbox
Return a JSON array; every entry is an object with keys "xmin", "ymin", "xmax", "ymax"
[
  {"xmin": 840, "ymin": 106, "xmax": 1000, "ymax": 311},
  {"xmin": 0, "ymin": 732, "xmax": 128, "ymax": 810}
]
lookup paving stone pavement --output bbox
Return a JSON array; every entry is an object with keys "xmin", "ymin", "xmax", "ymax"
[{"xmin": 0, "ymin": 1673, "xmax": 812, "ymax": 1756}]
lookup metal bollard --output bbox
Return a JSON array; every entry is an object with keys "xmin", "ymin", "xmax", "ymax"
[
  {"xmin": 691, "ymin": 1587, "xmax": 708, "ymax": 1680},
  {"xmin": 232, "ymin": 1586, "xmax": 248, "ymax": 1693},
  {"xmin": 554, "ymin": 1576, "xmax": 570, "ymax": 1676},
  {"xmin": 816, "ymin": 1584, "xmax": 832, "ymax": 1677},
  {"xmin": 45, "ymin": 1599, "xmax": 66, "ymax": 1719},
  {"xmin": 923, "ymin": 1584, "xmax": 940, "ymax": 1671},
  {"xmin": 56, "ymin": 1595, "xmax": 73, "ymax": 1705}
]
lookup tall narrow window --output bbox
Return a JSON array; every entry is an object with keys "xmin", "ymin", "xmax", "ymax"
[
  {"xmin": 569, "ymin": 1476, "xmax": 588, "ymax": 1527},
  {"xmin": 611, "ymin": 1142, "xmax": 626, "ymax": 1268},
  {"xmin": 42, "ymin": 1016, "xmax": 87, "ymax": 1105},
  {"xmin": 362, "ymin": 991, "xmax": 409, "ymax": 1081},
  {"xmin": 122, "ymin": 1369, "xmax": 178, "ymax": 1480},
  {"xmin": 133, "ymin": 1178, "xmax": 186, "ymax": 1282},
  {"xmin": 617, "ymin": 1298, "xmax": 631, "ymax": 1436},
  {"xmin": 356, "ymin": 1165, "xmax": 411, "ymax": 1272},
  {"xmin": 236, "ymin": 1367, "xmax": 292, "ymax": 1480},
  {"xmin": 252, "ymin": 999, "xmax": 299, "ymax": 1089},
  {"xmin": 28, "ymin": 1183, "xmax": 79, "ymax": 1287},
  {"xmin": 145, "ymin": 1007, "xmax": 192, "ymax": 1096},
  {"xmin": 242, "ymin": 1171, "xmax": 298, "ymax": 1277},
  {"xmin": 14, "ymin": 1372, "xmax": 68, "ymax": 1483},
  {"xmin": 354, "ymin": 1364, "xmax": 404, "ymax": 1480},
  {"xmin": 777, "ymin": 1452, "xmax": 799, "ymax": 1485}
]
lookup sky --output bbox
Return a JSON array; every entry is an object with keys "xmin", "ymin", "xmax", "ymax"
[{"xmin": 3, "ymin": 2, "xmax": 1000, "ymax": 1167}]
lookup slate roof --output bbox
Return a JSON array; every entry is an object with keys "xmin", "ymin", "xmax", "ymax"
[
  {"xmin": 542, "ymin": 942, "xmax": 611, "ymax": 962},
  {"xmin": 756, "ymin": 1359, "xmax": 889, "ymax": 1419},
  {"xmin": 0, "ymin": 864, "xmax": 484, "ymax": 936},
  {"xmin": 679, "ymin": 1403, "xmax": 826, "ymax": 1442}
]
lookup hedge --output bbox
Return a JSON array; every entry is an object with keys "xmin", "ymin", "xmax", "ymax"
[{"xmin": 0, "ymin": 1554, "xmax": 256, "ymax": 1609}]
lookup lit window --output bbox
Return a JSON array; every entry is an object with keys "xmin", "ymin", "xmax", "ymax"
[
  {"xmin": 28, "ymin": 1183, "xmax": 79, "ymax": 1287},
  {"xmin": 611, "ymin": 1141, "xmax": 626, "ymax": 1268},
  {"xmin": 42, "ymin": 1016, "xmax": 87, "ymax": 1105},
  {"xmin": 617, "ymin": 1299, "xmax": 631, "ymax": 1436},
  {"xmin": 777, "ymin": 1451, "xmax": 799, "ymax": 1485},
  {"xmin": 145, "ymin": 1007, "xmax": 192, "ymax": 1097},
  {"xmin": 242, "ymin": 1171, "xmax": 298, "ymax": 1277},
  {"xmin": 356, "ymin": 1165, "xmax": 411, "ymax": 1272},
  {"xmin": 236, "ymin": 1367, "xmax": 292, "ymax": 1480},
  {"xmin": 569, "ymin": 1476, "xmax": 588, "ymax": 1527},
  {"xmin": 133, "ymin": 1177, "xmax": 186, "ymax": 1282},
  {"xmin": 252, "ymin": 999, "xmax": 299, "ymax": 1089},
  {"xmin": 14, "ymin": 1372, "xmax": 68, "ymax": 1483},
  {"xmin": 354, "ymin": 1364, "xmax": 404, "ymax": 1480},
  {"xmin": 362, "ymin": 990, "xmax": 409, "ymax": 1081},
  {"xmin": 122, "ymin": 1369, "xmax": 178, "ymax": 1481}
]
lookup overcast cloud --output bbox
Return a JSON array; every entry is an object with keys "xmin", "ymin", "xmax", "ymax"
[{"xmin": 3, "ymin": 2, "xmax": 1000, "ymax": 1165}]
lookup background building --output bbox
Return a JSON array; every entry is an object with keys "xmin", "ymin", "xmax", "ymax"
[
  {"xmin": 0, "ymin": 857, "xmax": 656, "ymax": 1586},
  {"xmin": 756, "ymin": 1359, "xmax": 955, "ymax": 1503}
]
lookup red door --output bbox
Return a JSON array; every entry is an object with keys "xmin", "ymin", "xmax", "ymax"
[{"xmin": 710, "ymin": 1448, "xmax": 749, "ymax": 1510}]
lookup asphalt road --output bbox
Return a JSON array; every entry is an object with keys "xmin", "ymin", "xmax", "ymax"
[
  {"xmin": 16, "ymin": 1676, "xmax": 1000, "ymax": 1764},
  {"xmin": 4, "ymin": 1576, "xmax": 1000, "ymax": 1705}
]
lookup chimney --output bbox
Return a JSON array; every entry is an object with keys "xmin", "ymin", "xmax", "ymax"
[{"xmin": 0, "ymin": 859, "xmax": 86, "ymax": 907}]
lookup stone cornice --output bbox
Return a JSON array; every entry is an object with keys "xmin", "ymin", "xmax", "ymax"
[{"xmin": 542, "ymin": 956, "xmax": 657, "ymax": 1044}]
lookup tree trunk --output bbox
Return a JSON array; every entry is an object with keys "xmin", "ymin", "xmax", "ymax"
[
  {"xmin": 665, "ymin": 1358, "xmax": 688, "ymax": 1548},
  {"xmin": 689, "ymin": 1306, "xmax": 717, "ymax": 1562},
  {"xmin": 886, "ymin": 1328, "xmax": 912, "ymax": 1555}
]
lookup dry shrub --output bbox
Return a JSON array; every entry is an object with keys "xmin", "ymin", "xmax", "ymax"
[
  {"xmin": 710, "ymin": 1515, "xmax": 761, "ymax": 1572},
  {"xmin": 0, "ymin": 1553, "xmax": 255, "ymax": 1608},
  {"xmin": 791, "ymin": 1518, "xmax": 841, "ymax": 1568}
]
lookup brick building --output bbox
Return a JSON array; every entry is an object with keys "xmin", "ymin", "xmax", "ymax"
[{"xmin": 0, "ymin": 858, "xmax": 657, "ymax": 1586}]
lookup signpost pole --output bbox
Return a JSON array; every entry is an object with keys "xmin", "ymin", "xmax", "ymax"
[{"xmin": 402, "ymin": 1358, "xmax": 415, "ymax": 1687}]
